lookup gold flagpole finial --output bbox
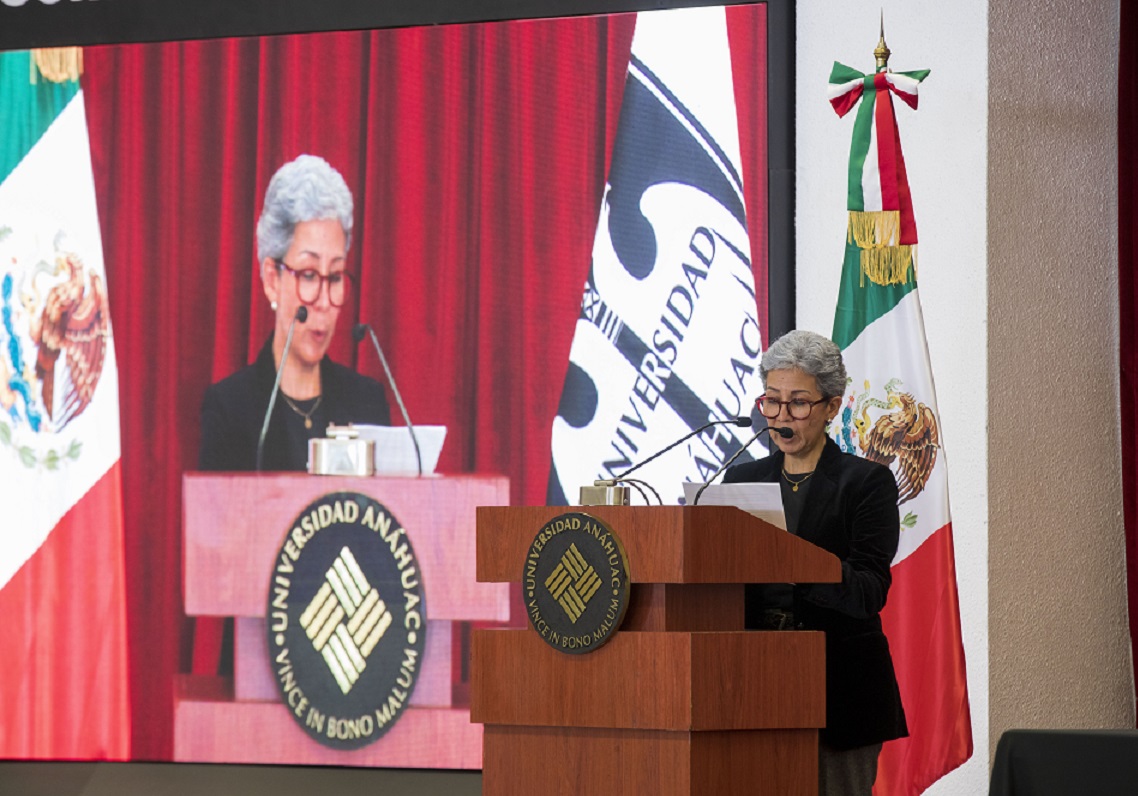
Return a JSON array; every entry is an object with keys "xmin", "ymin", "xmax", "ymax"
[{"xmin": 874, "ymin": 11, "xmax": 891, "ymax": 71}]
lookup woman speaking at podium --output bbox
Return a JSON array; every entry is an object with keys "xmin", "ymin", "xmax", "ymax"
[
  {"xmin": 723, "ymin": 330, "xmax": 907, "ymax": 796},
  {"xmin": 198, "ymin": 154, "xmax": 389, "ymax": 472}
]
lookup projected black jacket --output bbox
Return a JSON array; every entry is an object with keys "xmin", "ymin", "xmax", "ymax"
[{"xmin": 198, "ymin": 338, "xmax": 390, "ymax": 472}]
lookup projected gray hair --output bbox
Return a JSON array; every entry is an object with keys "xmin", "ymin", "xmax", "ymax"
[
  {"xmin": 760, "ymin": 330, "xmax": 848, "ymax": 399},
  {"xmin": 256, "ymin": 154, "xmax": 354, "ymax": 263}
]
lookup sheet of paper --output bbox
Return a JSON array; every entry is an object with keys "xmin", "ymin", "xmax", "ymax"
[
  {"xmin": 681, "ymin": 481, "xmax": 786, "ymax": 530},
  {"xmin": 352, "ymin": 425, "xmax": 447, "ymax": 475}
]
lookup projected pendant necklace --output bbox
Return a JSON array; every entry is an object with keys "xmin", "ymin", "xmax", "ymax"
[{"xmin": 283, "ymin": 394, "xmax": 322, "ymax": 429}]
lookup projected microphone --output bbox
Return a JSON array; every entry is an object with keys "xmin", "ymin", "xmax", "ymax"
[
  {"xmin": 691, "ymin": 425, "xmax": 792, "ymax": 505},
  {"xmin": 353, "ymin": 322, "xmax": 422, "ymax": 477},
  {"xmin": 256, "ymin": 306, "xmax": 308, "ymax": 472}
]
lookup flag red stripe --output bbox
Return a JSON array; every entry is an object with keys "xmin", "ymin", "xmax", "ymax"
[
  {"xmin": 875, "ymin": 522, "xmax": 973, "ymax": 795},
  {"xmin": 0, "ymin": 462, "xmax": 131, "ymax": 759},
  {"xmin": 891, "ymin": 111, "xmax": 920, "ymax": 246},
  {"xmin": 830, "ymin": 85, "xmax": 863, "ymax": 118},
  {"xmin": 873, "ymin": 72, "xmax": 901, "ymax": 212},
  {"xmin": 889, "ymin": 86, "xmax": 919, "ymax": 110}
]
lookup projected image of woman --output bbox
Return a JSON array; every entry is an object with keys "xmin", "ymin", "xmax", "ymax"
[
  {"xmin": 198, "ymin": 154, "xmax": 389, "ymax": 471},
  {"xmin": 724, "ymin": 330, "xmax": 907, "ymax": 796}
]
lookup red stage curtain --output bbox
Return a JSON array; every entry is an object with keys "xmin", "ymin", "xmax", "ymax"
[
  {"xmin": 80, "ymin": 8, "xmax": 767, "ymax": 761},
  {"xmin": 1119, "ymin": 1, "xmax": 1138, "ymax": 720}
]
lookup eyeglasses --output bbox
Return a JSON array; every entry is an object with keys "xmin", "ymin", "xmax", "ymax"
[
  {"xmin": 276, "ymin": 260, "xmax": 353, "ymax": 307},
  {"xmin": 756, "ymin": 395, "xmax": 829, "ymax": 420}
]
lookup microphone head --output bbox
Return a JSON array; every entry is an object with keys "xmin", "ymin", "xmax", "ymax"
[
  {"xmin": 770, "ymin": 426, "xmax": 793, "ymax": 439},
  {"xmin": 295, "ymin": 306, "xmax": 308, "ymax": 323},
  {"xmin": 733, "ymin": 416, "xmax": 753, "ymax": 428},
  {"xmin": 352, "ymin": 323, "xmax": 368, "ymax": 343}
]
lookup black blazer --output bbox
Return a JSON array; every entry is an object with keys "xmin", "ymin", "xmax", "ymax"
[
  {"xmin": 199, "ymin": 338, "xmax": 390, "ymax": 472},
  {"xmin": 724, "ymin": 436, "xmax": 908, "ymax": 749}
]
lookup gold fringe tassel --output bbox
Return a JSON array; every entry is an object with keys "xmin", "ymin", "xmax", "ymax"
[
  {"xmin": 859, "ymin": 245, "xmax": 915, "ymax": 287},
  {"xmin": 30, "ymin": 48, "xmax": 84, "ymax": 85},
  {"xmin": 847, "ymin": 210, "xmax": 900, "ymax": 250}
]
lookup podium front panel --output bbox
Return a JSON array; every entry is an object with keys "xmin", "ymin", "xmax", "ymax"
[
  {"xmin": 180, "ymin": 472, "xmax": 510, "ymax": 769},
  {"xmin": 186, "ymin": 473, "xmax": 510, "ymax": 621},
  {"xmin": 471, "ymin": 629, "xmax": 825, "ymax": 731}
]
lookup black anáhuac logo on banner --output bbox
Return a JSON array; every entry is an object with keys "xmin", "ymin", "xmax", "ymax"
[
  {"xmin": 523, "ymin": 512, "xmax": 630, "ymax": 654},
  {"xmin": 267, "ymin": 492, "xmax": 426, "ymax": 750}
]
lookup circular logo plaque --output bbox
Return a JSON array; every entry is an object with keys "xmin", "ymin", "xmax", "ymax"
[
  {"xmin": 522, "ymin": 511, "xmax": 630, "ymax": 655},
  {"xmin": 266, "ymin": 492, "xmax": 427, "ymax": 749}
]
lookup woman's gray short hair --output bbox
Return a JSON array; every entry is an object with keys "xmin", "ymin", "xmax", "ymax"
[
  {"xmin": 256, "ymin": 154, "xmax": 354, "ymax": 263},
  {"xmin": 760, "ymin": 330, "xmax": 848, "ymax": 399}
]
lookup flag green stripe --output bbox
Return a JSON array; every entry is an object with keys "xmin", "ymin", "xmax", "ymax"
[
  {"xmin": 829, "ymin": 61, "xmax": 865, "ymax": 85},
  {"xmin": 831, "ymin": 240, "xmax": 916, "ymax": 348},
  {"xmin": 0, "ymin": 51, "xmax": 80, "ymax": 185},
  {"xmin": 896, "ymin": 68, "xmax": 932, "ymax": 82},
  {"xmin": 846, "ymin": 77, "xmax": 875, "ymax": 212}
]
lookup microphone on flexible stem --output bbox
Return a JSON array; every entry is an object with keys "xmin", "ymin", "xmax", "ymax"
[
  {"xmin": 691, "ymin": 425, "xmax": 793, "ymax": 505},
  {"xmin": 608, "ymin": 416, "xmax": 752, "ymax": 484},
  {"xmin": 256, "ymin": 305, "xmax": 307, "ymax": 472},
  {"xmin": 586, "ymin": 416, "xmax": 752, "ymax": 505},
  {"xmin": 353, "ymin": 322, "xmax": 422, "ymax": 477}
]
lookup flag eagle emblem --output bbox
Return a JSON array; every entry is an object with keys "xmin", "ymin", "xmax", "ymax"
[
  {"xmin": 851, "ymin": 379, "xmax": 940, "ymax": 505},
  {"xmin": 1, "ymin": 232, "xmax": 108, "ymax": 455}
]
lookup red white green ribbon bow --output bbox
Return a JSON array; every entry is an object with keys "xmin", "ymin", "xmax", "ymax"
[{"xmin": 829, "ymin": 61, "xmax": 930, "ymax": 285}]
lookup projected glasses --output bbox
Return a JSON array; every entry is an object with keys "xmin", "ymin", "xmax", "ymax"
[{"xmin": 276, "ymin": 260, "xmax": 353, "ymax": 307}]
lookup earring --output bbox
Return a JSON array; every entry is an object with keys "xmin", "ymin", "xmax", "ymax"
[{"xmin": 271, "ymin": 301, "xmax": 278, "ymax": 311}]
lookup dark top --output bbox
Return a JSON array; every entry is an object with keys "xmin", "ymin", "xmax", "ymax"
[
  {"xmin": 724, "ymin": 436, "xmax": 909, "ymax": 750},
  {"xmin": 779, "ymin": 469, "xmax": 811, "ymax": 535},
  {"xmin": 199, "ymin": 338, "xmax": 390, "ymax": 472},
  {"xmin": 759, "ymin": 473, "xmax": 812, "ymax": 612}
]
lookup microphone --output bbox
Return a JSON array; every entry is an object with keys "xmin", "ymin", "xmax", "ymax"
[
  {"xmin": 353, "ymin": 322, "xmax": 422, "ymax": 477},
  {"xmin": 601, "ymin": 416, "xmax": 753, "ymax": 486},
  {"xmin": 691, "ymin": 425, "xmax": 792, "ymax": 505},
  {"xmin": 257, "ymin": 306, "xmax": 307, "ymax": 471},
  {"xmin": 585, "ymin": 416, "xmax": 752, "ymax": 506}
]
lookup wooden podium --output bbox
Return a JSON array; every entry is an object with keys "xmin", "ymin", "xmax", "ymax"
[
  {"xmin": 178, "ymin": 473, "xmax": 510, "ymax": 769},
  {"xmin": 471, "ymin": 505, "xmax": 841, "ymax": 796}
]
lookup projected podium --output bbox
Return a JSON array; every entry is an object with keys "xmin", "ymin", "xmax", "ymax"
[
  {"xmin": 177, "ymin": 473, "xmax": 510, "ymax": 768},
  {"xmin": 471, "ymin": 505, "xmax": 840, "ymax": 796}
]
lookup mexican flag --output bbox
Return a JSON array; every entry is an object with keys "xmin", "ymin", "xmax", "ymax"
[
  {"xmin": 0, "ymin": 49, "xmax": 130, "ymax": 758},
  {"xmin": 828, "ymin": 60, "xmax": 972, "ymax": 794}
]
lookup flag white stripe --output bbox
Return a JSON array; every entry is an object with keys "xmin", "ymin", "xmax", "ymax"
[
  {"xmin": 861, "ymin": 100, "xmax": 883, "ymax": 211},
  {"xmin": 885, "ymin": 72, "xmax": 921, "ymax": 96},
  {"xmin": 0, "ymin": 92, "xmax": 120, "ymax": 590},
  {"xmin": 828, "ymin": 77, "xmax": 863, "ymax": 100},
  {"xmin": 838, "ymin": 290, "xmax": 948, "ymax": 563}
]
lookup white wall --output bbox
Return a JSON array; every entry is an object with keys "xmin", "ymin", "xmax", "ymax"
[{"xmin": 796, "ymin": 2, "xmax": 990, "ymax": 794}]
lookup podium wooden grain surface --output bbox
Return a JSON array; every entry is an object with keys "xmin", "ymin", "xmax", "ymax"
[
  {"xmin": 473, "ymin": 505, "xmax": 839, "ymax": 795},
  {"xmin": 476, "ymin": 505, "xmax": 841, "ymax": 585}
]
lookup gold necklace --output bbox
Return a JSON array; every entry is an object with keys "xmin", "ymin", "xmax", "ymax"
[
  {"xmin": 282, "ymin": 394, "xmax": 322, "ymax": 430},
  {"xmin": 781, "ymin": 468, "xmax": 814, "ymax": 492}
]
